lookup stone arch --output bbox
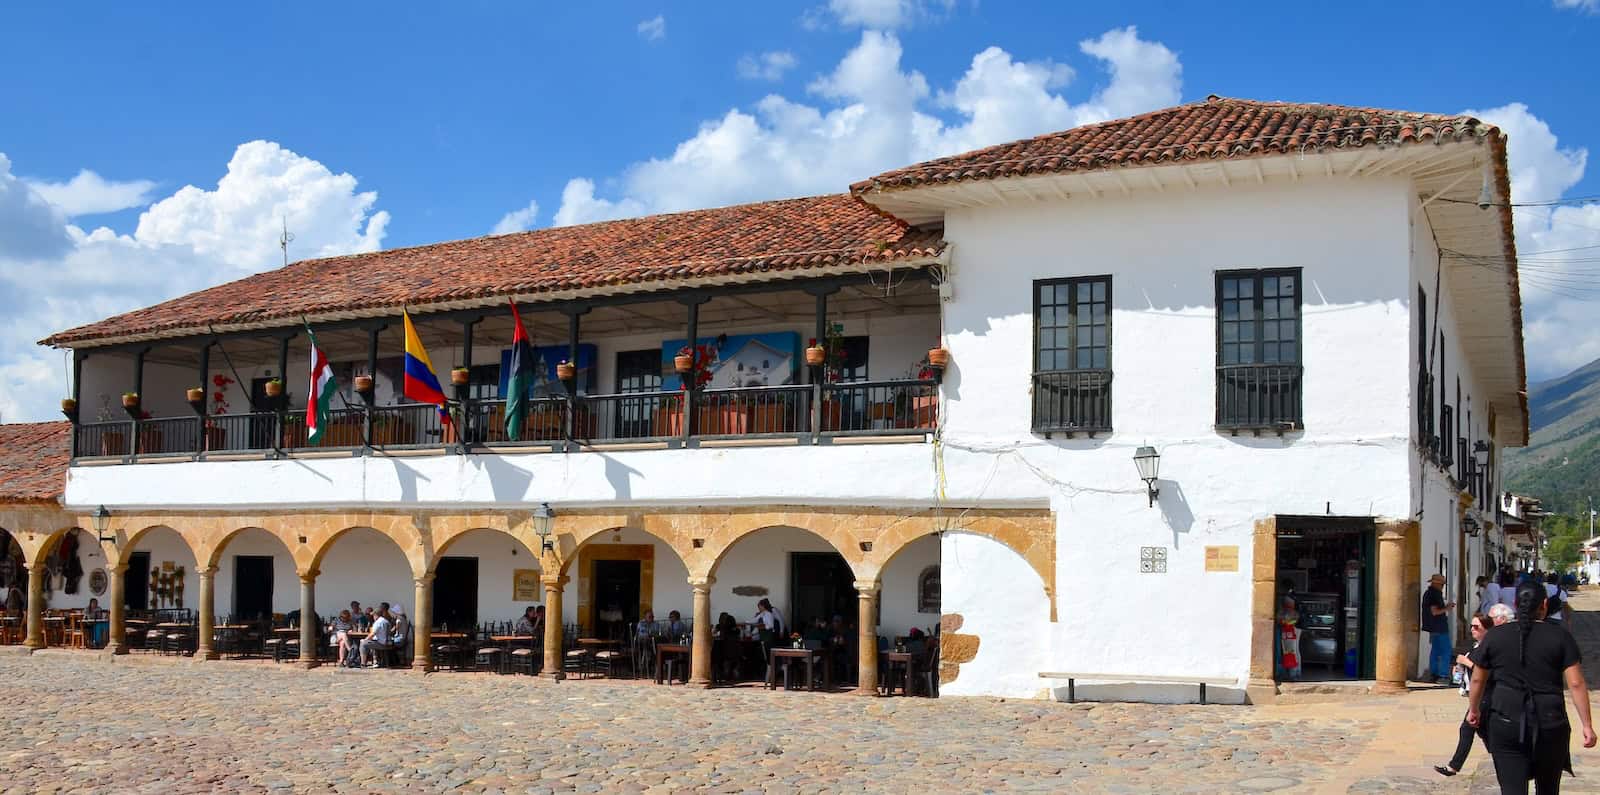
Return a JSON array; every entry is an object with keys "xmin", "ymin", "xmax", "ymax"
[
  {"xmin": 196, "ymin": 525, "xmax": 299, "ymax": 572},
  {"xmin": 866, "ymin": 510, "xmax": 1056, "ymax": 619},
  {"xmin": 115, "ymin": 523, "xmax": 205, "ymax": 570},
  {"xmin": 310, "ymin": 524, "xmax": 423, "ymax": 623},
  {"xmin": 426, "ymin": 512, "xmax": 539, "ymax": 575},
  {"xmin": 668, "ymin": 508, "xmax": 869, "ymax": 583},
  {"xmin": 306, "ymin": 516, "xmax": 427, "ymax": 579},
  {"xmin": 557, "ymin": 517, "xmax": 696, "ymax": 635}
]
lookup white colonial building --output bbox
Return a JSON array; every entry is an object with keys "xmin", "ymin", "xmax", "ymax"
[{"xmin": 1, "ymin": 96, "xmax": 1525, "ymax": 703}]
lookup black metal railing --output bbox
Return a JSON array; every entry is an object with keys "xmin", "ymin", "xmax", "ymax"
[
  {"xmin": 700, "ymin": 385, "xmax": 812, "ymax": 437},
  {"xmin": 1215, "ymin": 363, "xmax": 1303, "ymax": 431},
  {"xmin": 821, "ymin": 379, "xmax": 938, "ymax": 434},
  {"xmin": 72, "ymin": 383, "xmax": 938, "ymax": 461},
  {"xmin": 579, "ymin": 391, "xmax": 684, "ymax": 443},
  {"xmin": 1031, "ymin": 369, "xmax": 1112, "ymax": 435}
]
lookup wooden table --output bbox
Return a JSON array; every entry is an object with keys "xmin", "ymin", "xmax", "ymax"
[
  {"xmin": 655, "ymin": 642, "xmax": 690, "ymax": 684},
  {"xmin": 881, "ymin": 651, "xmax": 916, "ymax": 696},
  {"xmin": 767, "ymin": 647, "xmax": 828, "ymax": 691},
  {"xmin": 212, "ymin": 624, "xmax": 251, "ymax": 657}
]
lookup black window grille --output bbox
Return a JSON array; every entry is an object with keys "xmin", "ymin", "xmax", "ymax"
[
  {"xmin": 1215, "ymin": 269, "xmax": 1303, "ymax": 430},
  {"xmin": 1031, "ymin": 276, "xmax": 1112, "ymax": 435}
]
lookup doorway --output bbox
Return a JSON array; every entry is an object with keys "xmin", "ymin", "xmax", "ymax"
[
  {"xmin": 126, "ymin": 551, "xmax": 151, "ymax": 610},
  {"xmin": 614, "ymin": 350, "xmax": 663, "ymax": 439},
  {"xmin": 248, "ymin": 378, "xmax": 278, "ymax": 449},
  {"xmin": 1274, "ymin": 516, "xmax": 1376, "ymax": 682},
  {"xmin": 232, "ymin": 556, "xmax": 274, "ymax": 621},
  {"xmin": 592, "ymin": 559, "xmax": 641, "ymax": 639},
  {"xmin": 789, "ymin": 552, "xmax": 856, "ymax": 631},
  {"xmin": 432, "ymin": 557, "xmax": 479, "ymax": 632}
]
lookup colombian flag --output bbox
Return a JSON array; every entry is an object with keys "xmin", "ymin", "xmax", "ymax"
[{"xmin": 402, "ymin": 311, "xmax": 451, "ymax": 426}]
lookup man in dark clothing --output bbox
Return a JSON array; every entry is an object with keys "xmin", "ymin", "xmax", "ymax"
[{"xmin": 1423, "ymin": 573, "xmax": 1455, "ymax": 684}]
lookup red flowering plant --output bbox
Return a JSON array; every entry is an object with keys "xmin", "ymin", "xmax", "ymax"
[
  {"xmin": 207, "ymin": 373, "xmax": 235, "ymax": 428},
  {"xmin": 675, "ymin": 343, "xmax": 716, "ymax": 391},
  {"xmin": 808, "ymin": 322, "xmax": 849, "ymax": 383}
]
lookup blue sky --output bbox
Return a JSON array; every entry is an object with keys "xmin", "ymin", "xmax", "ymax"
[{"xmin": 2, "ymin": 1, "xmax": 1598, "ymax": 421}]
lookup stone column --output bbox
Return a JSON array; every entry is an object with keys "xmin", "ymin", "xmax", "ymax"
[
  {"xmin": 297, "ymin": 570, "xmax": 319, "ymax": 667},
  {"xmin": 1375, "ymin": 521, "xmax": 1411, "ymax": 694},
  {"xmin": 689, "ymin": 576, "xmax": 714, "ymax": 687},
  {"xmin": 541, "ymin": 574, "xmax": 565, "ymax": 679},
  {"xmin": 855, "ymin": 581, "xmax": 880, "ymax": 696},
  {"xmin": 107, "ymin": 563, "xmax": 128, "ymax": 654},
  {"xmin": 23, "ymin": 563, "xmax": 46, "ymax": 650},
  {"xmin": 195, "ymin": 566, "xmax": 218, "ymax": 660},
  {"xmin": 412, "ymin": 574, "xmax": 433, "ymax": 672},
  {"xmin": 1246, "ymin": 518, "xmax": 1279, "ymax": 705}
]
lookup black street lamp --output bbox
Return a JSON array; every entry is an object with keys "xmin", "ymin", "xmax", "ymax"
[
  {"xmin": 533, "ymin": 502, "xmax": 555, "ymax": 553},
  {"xmin": 91, "ymin": 504, "xmax": 115, "ymax": 543},
  {"xmin": 1133, "ymin": 446, "xmax": 1161, "ymax": 508}
]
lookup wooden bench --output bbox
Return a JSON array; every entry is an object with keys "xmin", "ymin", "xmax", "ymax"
[{"xmin": 1038, "ymin": 672, "xmax": 1236, "ymax": 705}]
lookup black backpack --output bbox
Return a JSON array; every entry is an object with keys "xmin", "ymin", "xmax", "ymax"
[{"xmin": 1547, "ymin": 589, "xmax": 1565, "ymax": 617}]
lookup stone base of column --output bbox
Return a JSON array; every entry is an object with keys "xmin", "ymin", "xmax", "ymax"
[
  {"xmin": 541, "ymin": 669, "xmax": 566, "ymax": 681},
  {"xmin": 690, "ymin": 676, "xmax": 711, "ymax": 688},
  {"xmin": 852, "ymin": 684, "xmax": 880, "ymax": 696},
  {"xmin": 107, "ymin": 643, "xmax": 129, "ymax": 656},
  {"xmin": 197, "ymin": 650, "xmax": 220, "ymax": 661},
  {"xmin": 1372, "ymin": 680, "xmax": 1408, "ymax": 695},
  {"xmin": 296, "ymin": 659, "xmax": 322, "ymax": 670},
  {"xmin": 1244, "ymin": 678, "xmax": 1278, "ymax": 705},
  {"xmin": 410, "ymin": 660, "xmax": 432, "ymax": 674}
]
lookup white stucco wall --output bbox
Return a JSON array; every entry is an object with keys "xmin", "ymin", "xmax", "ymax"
[
  {"xmin": 39, "ymin": 529, "xmax": 107, "ymax": 610},
  {"xmin": 315, "ymin": 527, "xmax": 414, "ymax": 621},
  {"xmin": 128, "ymin": 526, "xmax": 198, "ymax": 611},
  {"xmin": 213, "ymin": 527, "xmax": 300, "ymax": 617}
]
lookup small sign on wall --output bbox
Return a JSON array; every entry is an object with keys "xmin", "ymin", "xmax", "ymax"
[
  {"xmin": 1139, "ymin": 546, "xmax": 1167, "ymax": 573},
  {"xmin": 1205, "ymin": 545, "xmax": 1240, "ymax": 573},
  {"xmin": 512, "ymin": 569, "xmax": 541, "ymax": 602}
]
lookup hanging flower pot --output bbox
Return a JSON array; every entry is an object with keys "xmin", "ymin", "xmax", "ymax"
[
  {"xmin": 60, "ymin": 398, "xmax": 78, "ymax": 415},
  {"xmin": 354, "ymin": 374, "xmax": 374, "ymax": 394},
  {"xmin": 121, "ymin": 392, "xmax": 140, "ymax": 409},
  {"xmin": 805, "ymin": 345, "xmax": 827, "ymax": 367},
  {"xmin": 927, "ymin": 347, "xmax": 950, "ymax": 369},
  {"xmin": 264, "ymin": 379, "xmax": 283, "ymax": 398},
  {"xmin": 450, "ymin": 367, "xmax": 470, "ymax": 386},
  {"xmin": 674, "ymin": 354, "xmax": 694, "ymax": 374},
  {"xmin": 556, "ymin": 361, "xmax": 576, "ymax": 382},
  {"xmin": 186, "ymin": 387, "xmax": 205, "ymax": 403}
]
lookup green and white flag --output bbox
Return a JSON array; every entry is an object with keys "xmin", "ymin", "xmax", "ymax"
[{"xmin": 305, "ymin": 326, "xmax": 338, "ymax": 445}]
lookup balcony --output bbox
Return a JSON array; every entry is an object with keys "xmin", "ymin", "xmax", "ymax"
[
  {"xmin": 1030, "ymin": 369, "xmax": 1112, "ymax": 436},
  {"xmin": 1215, "ymin": 363, "xmax": 1303, "ymax": 433},
  {"xmin": 64, "ymin": 274, "xmax": 942, "ymax": 464}
]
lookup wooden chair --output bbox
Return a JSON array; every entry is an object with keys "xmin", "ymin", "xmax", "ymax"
[{"xmin": 66, "ymin": 613, "xmax": 87, "ymax": 649}]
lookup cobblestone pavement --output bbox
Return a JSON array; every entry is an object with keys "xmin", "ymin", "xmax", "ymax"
[{"xmin": 2, "ymin": 595, "xmax": 1599, "ymax": 794}]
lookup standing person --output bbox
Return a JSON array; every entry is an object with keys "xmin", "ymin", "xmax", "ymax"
[
  {"xmin": 752, "ymin": 598, "xmax": 783, "ymax": 659},
  {"xmin": 1424, "ymin": 574, "xmax": 1456, "ymax": 684},
  {"xmin": 1436, "ymin": 608, "xmax": 1510, "ymax": 777},
  {"xmin": 1477, "ymin": 577, "xmax": 1493, "ymax": 617},
  {"xmin": 1545, "ymin": 573, "xmax": 1569, "ymax": 628},
  {"xmin": 1486, "ymin": 575, "xmax": 1504, "ymax": 619},
  {"xmin": 1467, "ymin": 580, "xmax": 1597, "ymax": 794},
  {"xmin": 1501, "ymin": 571, "xmax": 1520, "ymax": 612}
]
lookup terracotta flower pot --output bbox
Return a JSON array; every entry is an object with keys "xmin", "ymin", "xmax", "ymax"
[
  {"xmin": 927, "ymin": 347, "xmax": 950, "ymax": 369},
  {"xmin": 264, "ymin": 380, "xmax": 283, "ymax": 398},
  {"xmin": 805, "ymin": 345, "xmax": 827, "ymax": 367},
  {"xmin": 354, "ymin": 375, "xmax": 374, "ymax": 393},
  {"xmin": 450, "ymin": 368, "xmax": 470, "ymax": 386},
  {"xmin": 121, "ymin": 393, "xmax": 139, "ymax": 409},
  {"xmin": 674, "ymin": 354, "xmax": 694, "ymax": 374},
  {"xmin": 556, "ymin": 362, "xmax": 576, "ymax": 382},
  {"xmin": 60, "ymin": 398, "xmax": 77, "ymax": 415},
  {"xmin": 186, "ymin": 387, "xmax": 205, "ymax": 403}
]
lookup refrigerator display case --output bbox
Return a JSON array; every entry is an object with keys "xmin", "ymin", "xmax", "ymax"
[{"xmin": 1296, "ymin": 592, "xmax": 1341, "ymax": 668}]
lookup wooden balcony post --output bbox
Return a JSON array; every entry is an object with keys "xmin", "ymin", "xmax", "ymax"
[
  {"xmin": 69, "ymin": 350, "xmax": 83, "ymax": 458},
  {"xmin": 805, "ymin": 286, "xmax": 838, "ymax": 442},
  {"xmin": 364, "ymin": 324, "xmax": 380, "ymax": 454},
  {"xmin": 197, "ymin": 341, "xmax": 210, "ymax": 456},
  {"xmin": 130, "ymin": 347, "xmax": 147, "ymax": 458},
  {"xmin": 680, "ymin": 296, "xmax": 707, "ymax": 444},
  {"xmin": 276, "ymin": 333, "xmax": 293, "ymax": 457},
  {"xmin": 458, "ymin": 317, "xmax": 477, "ymax": 453},
  {"xmin": 565, "ymin": 309, "xmax": 581, "ymax": 448}
]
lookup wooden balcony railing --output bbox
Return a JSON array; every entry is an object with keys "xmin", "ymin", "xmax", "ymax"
[
  {"xmin": 69, "ymin": 379, "xmax": 939, "ymax": 462},
  {"xmin": 1030, "ymin": 369, "xmax": 1112, "ymax": 436}
]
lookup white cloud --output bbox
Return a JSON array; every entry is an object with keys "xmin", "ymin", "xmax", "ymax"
[
  {"xmin": 553, "ymin": 27, "xmax": 1182, "ymax": 225},
  {"xmin": 491, "ymin": 199, "xmax": 540, "ymax": 235},
  {"xmin": 637, "ymin": 15, "xmax": 665, "ymax": 42},
  {"xmin": 1553, "ymin": 0, "xmax": 1598, "ymax": 13},
  {"xmin": 0, "ymin": 142, "xmax": 389, "ymax": 423},
  {"xmin": 820, "ymin": 0, "xmax": 954, "ymax": 29},
  {"xmin": 0, "ymin": 154, "xmax": 72, "ymax": 262},
  {"xmin": 23, "ymin": 169, "xmax": 156, "ymax": 217},
  {"xmin": 737, "ymin": 51, "xmax": 798, "ymax": 81},
  {"xmin": 1464, "ymin": 103, "xmax": 1600, "ymax": 380}
]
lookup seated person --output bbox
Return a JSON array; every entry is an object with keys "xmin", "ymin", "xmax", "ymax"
[
  {"xmin": 515, "ymin": 606, "xmax": 540, "ymax": 636},
  {"xmin": 84, "ymin": 598, "xmax": 106, "ymax": 647},
  {"xmin": 665, "ymin": 610, "xmax": 688, "ymax": 639},
  {"xmin": 802, "ymin": 617, "xmax": 830, "ymax": 645},
  {"xmin": 637, "ymin": 610, "xmax": 657, "ymax": 639},
  {"xmin": 359, "ymin": 603, "xmax": 393, "ymax": 667},
  {"xmin": 330, "ymin": 610, "xmax": 356, "ymax": 667},
  {"xmin": 714, "ymin": 612, "xmax": 742, "ymax": 681},
  {"xmin": 390, "ymin": 604, "xmax": 409, "ymax": 650}
]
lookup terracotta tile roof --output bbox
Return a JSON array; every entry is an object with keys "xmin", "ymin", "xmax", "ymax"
[
  {"xmin": 851, "ymin": 95, "xmax": 1494, "ymax": 194},
  {"xmin": 43, "ymin": 194, "xmax": 944, "ymax": 347},
  {"xmin": 0, "ymin": 422, "xmax": 69, "ymax": 504}
]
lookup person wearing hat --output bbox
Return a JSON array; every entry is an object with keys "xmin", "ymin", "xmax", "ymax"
[{"xmin": 1423, "ymin": 573, "xmax": 1456, "ymax": 684}]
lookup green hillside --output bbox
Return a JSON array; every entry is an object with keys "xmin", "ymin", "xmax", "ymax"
[{"xmin": 1504, "ymin": 357, "xmax": 1600, "ymax": 516}]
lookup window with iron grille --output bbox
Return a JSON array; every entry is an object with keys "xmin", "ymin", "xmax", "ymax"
[
  {"xmin": 1031, "ymin": 276, "xmax": 1112, "ymax": 435},
  {"xmin": 1215, "ymin": 268, "xmax": 1303, "ymax": 430}
]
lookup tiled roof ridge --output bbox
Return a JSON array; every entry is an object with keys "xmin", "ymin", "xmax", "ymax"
[
  {"xmin": 0, "ymin": 420, "xmax": 70, "ymax": 504},
  {"xmin": 851, "ymin": 95, "xmax": 1493, "ymax": 194}
]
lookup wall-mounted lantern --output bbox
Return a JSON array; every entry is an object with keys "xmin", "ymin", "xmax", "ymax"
[
  {"xmin": 533, "ymin": 502, "xmax": 555, "ymax": 553},
  {"xmin": 1133, "ymin": 446, "xmax": 1161, "ymax": 508},
  {"xmin": 91, "ymin": 504, "xmax": 114, "ymax": 543}
]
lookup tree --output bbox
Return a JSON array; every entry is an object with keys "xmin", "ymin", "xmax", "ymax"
[{"xmin": 1542, "ymin": 514, "xmax": 1587, "ymax": 572}]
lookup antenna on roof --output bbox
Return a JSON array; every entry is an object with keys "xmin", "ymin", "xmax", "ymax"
[{"xmin": 279, "ymin": 216, "xmax": 296, "ymax": 267}]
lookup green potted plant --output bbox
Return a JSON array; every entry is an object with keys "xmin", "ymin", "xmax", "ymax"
[
  {"xmin": 264, "ymin": 378, "xmax": 284, "ymax": 398},
  {"xmin": 450, "ymin": 367, "xmax": 470, "ymax": 386},
  {"xmin": 121, "ymin": 392, "xmax": 140, "ymax": 410}
]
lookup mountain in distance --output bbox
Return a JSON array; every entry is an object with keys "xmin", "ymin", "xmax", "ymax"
[{"xmin": 1503, "ymin": 356, "xmax": 1600, "ymax": 517}]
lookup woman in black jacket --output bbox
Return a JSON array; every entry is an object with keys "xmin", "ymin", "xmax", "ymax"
[{"xmin": 1467, "ymin": 580, "xmax": 1596, "ymax": 793}]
